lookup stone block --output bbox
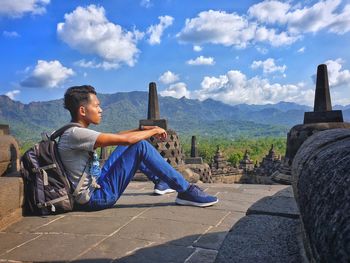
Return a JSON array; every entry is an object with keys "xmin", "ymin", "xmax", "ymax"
[
  {"xmin": 76, "ymin": 236, "xmax": 152, "ymax": 261},
  {"xmin": 304, "ymin": 110, "xmax": 343, "ymax": 124},
  {"xmin": 0, "ymin": 135, "xmax": 20, "ymax": 176},
  {"xmin": 116, "ymin": 217, "xmax": 209, "ymax": 246},
  {"xmin": 185, "ymin": 157, "xmax": 203, "ymax": 164},
  {"xmin": 292, "ymin": 128, "xmax": 350, "ymax": 262},
  {"xmin": 0, "ymin": 232, "xmax": 40, "ymax": 255},
  {"xmin": 3, "ymin": 233, "xmax": 103, "ymax": 262},
  {"xmin": 246, "ymin": 196, "xmax": 300, "ymax": 219},
  {"xmin": 116, "ymin": 243, "xmax": 195, "ymax": 263},
  {"xmin": 193, "ymin": 226, "xmax": 230, "ymax": 250},
  {"xmin": 4, "ymin": 214, "xmax": 63, "ymax": 233},
  {"xmin": 34, "ymin": 215, "xmax": 133, "ymax": 235},
  {"xmin": 141, "ymin": 205, "xmax": 229, "ymax": 226},
  {"xmin": 139, "ymin": 119, "xmax": 168, "ymax": 130},
  {"xmin": 215, "ymin": 215, "xmax": 303, "ymax": 263},
  {"xmin": 0, "ymin": 177, "xmax": 23, "ymax": 230},
  {"xmin": 187, "ymin": 248, "xmax": 218, "ymax": 263},
  {"xmin": 0, "ymin": 124, "xmax": 9, "ymax": 135}
]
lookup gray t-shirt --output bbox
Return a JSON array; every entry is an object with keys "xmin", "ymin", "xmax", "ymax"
[{"xmin": 58, "ymin": 125, "xmax": 101, "ymax": 204}]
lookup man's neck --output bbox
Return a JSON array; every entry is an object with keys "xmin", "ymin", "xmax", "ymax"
[{"xmin": 71, "ymin": 119, "xmax": 89, "ymax": 128}]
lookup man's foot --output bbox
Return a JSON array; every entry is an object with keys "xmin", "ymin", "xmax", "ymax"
[
  {"xmin": 154, "ymin": 181, "xmax": 176, "ymax": 195},
  {"xmin": 175, "ymin": 184, "xmax": 218, "ymax": 207}
]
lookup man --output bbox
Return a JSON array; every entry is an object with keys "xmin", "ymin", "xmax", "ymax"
[{"xmin": 58, "ymin": 85, "xmax": 218, "ymax": 210}]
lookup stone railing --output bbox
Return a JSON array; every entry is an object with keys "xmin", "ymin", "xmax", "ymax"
[{"xmin": 292, "ymin": 128, "xmax": 350, "ymax": 262}]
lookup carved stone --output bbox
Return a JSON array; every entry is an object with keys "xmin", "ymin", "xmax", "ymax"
[
  {"xmin": 304, "ymin": 64, "xmax": 343, "ymax": 124},
  {"xmin": 278, "ymin": 64, "xmax": 349, "ymax": 185},
  {"xmin": 0, "ymin": 124, "xmax": 10, "ymax": 135},
  {"xmin": 139, "ymin": 82, "xmax": 168, "ymax": 130},
  {"xmin": 148, "ymin": 129, "xmax": 185, "ymax": 166},
  {"xmin": 0, "ymin": 125, "xmax": 20, "ymax": 177},
  {"xmin": 284, "ymin": 122, "xmax": 350, "ymax": 167},
  {"xmin": 185, "ymin": 136, "xmax": 203, "ymax": 164},
  {"xmin": 239, "ymin": 150, "xmax": 254, "ymax": 172},
  {"xmin": 148, "ymin": 82, "xmax": 160, "ymax": 120},
  {"xmin": 210, "ymin": 146, "xmax": 246, "ymax": 183},
  {"xmin": 292, "ymin": 128, "xmax": 350, "ymax": 262},
  {"xmin": 255, "ymin": 145, "xmax": 281, "ymax": 177},
  {"xmin": 190, "ymin": 136, "xmax": 198, "ymax": 157}
]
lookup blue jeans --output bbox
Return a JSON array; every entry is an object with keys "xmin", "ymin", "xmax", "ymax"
[{"xmin": 86, "ymin": 140, "xmax": 190, "ymax": 210}]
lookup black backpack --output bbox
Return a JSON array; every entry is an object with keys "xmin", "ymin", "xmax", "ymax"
[{"xmin": 20, "ymin": 123, "xmax": 86, "ymax": 215}]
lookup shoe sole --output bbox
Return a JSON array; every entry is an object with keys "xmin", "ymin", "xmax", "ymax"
[
  {"xmin": 154, "ymin": 189, "xmax": 176, "ymax": 195},
  {"xmin": 175, "ymin": 197, "xmax": 219, "ymax": 207}
]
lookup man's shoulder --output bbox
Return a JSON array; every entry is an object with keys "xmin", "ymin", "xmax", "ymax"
[{"xmin": 66, "ymin": 125, "xmax": 101, "ymax": 142}]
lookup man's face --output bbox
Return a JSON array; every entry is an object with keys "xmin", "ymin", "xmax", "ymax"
[{"xmin": 82, "ymin": 93, "xmax": 103, "ymax": 125}]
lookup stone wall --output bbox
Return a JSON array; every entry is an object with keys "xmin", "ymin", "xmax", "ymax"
[{"xmin": 292, "ymin": 128, "xmax": 350, "ymax": 262}]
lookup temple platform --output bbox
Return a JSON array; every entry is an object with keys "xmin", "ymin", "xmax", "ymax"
[{"xmin": 0, "ymin": 182, "xmax": 306, "ymax": 262}]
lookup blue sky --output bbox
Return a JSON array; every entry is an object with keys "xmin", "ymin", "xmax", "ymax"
[{"xmin": 1, "ymin": 0, "xmax": 350, "ymax": 106}]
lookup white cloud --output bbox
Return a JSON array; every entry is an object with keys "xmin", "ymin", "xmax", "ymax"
[
  {"xmin": 178, "ymin": 1, "xmax": 350, "ymax": 49},
  {"xmin": 251, "ymin": 58, "xmax": 286, "ymax": 74},
  {"xmin": 297, "ymin": 47, "xmax": 305, "ymax": 53},
  {"xmin": 75, "ymin": 59, "xmax": 119, "ymax": 70},
  {"xmin": 5, "ymin": 90, "xmax": 20, "ymax": 100},
  {"xmin": 147, "ymin": 15, "xmax": 174, "ymax": 45},
  {"xmin": 254, "ymin": 26, "xmax": 299, "ymax": 46},
  {"xmin": 324, "ymin": 58, "xmax": 350, "ymax": 87},
  {"xmin": 140, "ymin": 0, "xmax": 152, "ymax": 8},
  {"xmin": 191, "ymin": 70, "xmax": 314, "ymax": 106},
  {"xmin": 160, "ymin": 82, "xmax": 190, "ymax": 99},
  {"xmin": 187, "ymin": 56, "xmax": 215, "ymax": 66},
  {"xmin": 249, "ymin": 0, "xmax": 350, "ymax": 35},
  {"xmin": 193, "ymin": 45, "xmax": 202, "ymax": 52},
  {"xmin": 21, "ymin": 60, "xmax": 74, "ymax": 88},
  {"xmin": 0, "ymin": 0, "xmax": 50, "ymax": 17},
  {"xmin": 256, "ymin": 46, "xmax": 268, "ymax": 54},
  {"xmin": 57, "ymin": 5, "xmax": 143, "ymax": 68},
  {"xmin": 3, "ymin": 31, "xmax": 20, "ymax": 38},
  {"xmin": 159, "ymin": 71, "xmax": 179, "ymax": 84},
  {"xmin": 328, "ymin": 4, "xmax": 350, "ymax": 34},
  {"xmin": 177, "ymin": 10, "xmax": 298, "ymax": 48},
  {"xmin": 248, "ymin": 1, "xmax": 290, "ymax": 24}
]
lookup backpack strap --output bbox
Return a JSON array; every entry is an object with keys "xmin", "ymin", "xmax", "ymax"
[
  {"xmin": 50, "ymin": 123, "xmax": 83, "ymax": 140},
  {"xmin": 50, "ymin": 122, "xmax": 91, "ymax": 198},
  {"xmin": 72, "ymin": 154, "xmax": 92, "ymax": 197}
]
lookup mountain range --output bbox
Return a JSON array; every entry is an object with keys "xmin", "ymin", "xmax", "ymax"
[{"xmin": 1, "ymin": 92, "xmax": 350, "ymax": 144}]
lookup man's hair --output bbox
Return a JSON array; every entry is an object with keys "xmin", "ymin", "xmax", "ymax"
[{"xmin": 64, "ymin": 85, "xmax": 97, "ymax": 120}]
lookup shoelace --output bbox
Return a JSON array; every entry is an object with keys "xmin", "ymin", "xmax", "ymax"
[{"xmin": 191, "ymin": 184, "xmax": 204, "ymax": 192}]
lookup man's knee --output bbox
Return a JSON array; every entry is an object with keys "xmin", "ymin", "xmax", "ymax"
[{"xmin": 133, "ymin": 140, "xmax": 150, "ymax": 150}]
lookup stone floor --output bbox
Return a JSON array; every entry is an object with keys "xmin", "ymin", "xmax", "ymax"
[{"xmin": 0, "ymin": 182, "xmax": 301, "ymax": 263}]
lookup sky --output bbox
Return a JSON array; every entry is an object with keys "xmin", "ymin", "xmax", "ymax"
[{"xmin": 1, "ymin": 0, "xmax": 350, "ymax": 106}]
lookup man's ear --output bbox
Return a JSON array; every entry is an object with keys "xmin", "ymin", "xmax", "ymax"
[{"xmin": 79, "ymin": 105, "xmax": 86, "ymax": 116}]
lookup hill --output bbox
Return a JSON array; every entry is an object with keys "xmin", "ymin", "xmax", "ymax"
[{"xmin": 1, "ymin": 92, "xmax": 348, "ymax": 144}]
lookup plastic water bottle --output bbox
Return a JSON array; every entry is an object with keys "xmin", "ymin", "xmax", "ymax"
[{"xmin": 90, "ymin": 152, "xmax": 101, "ymax": 188}]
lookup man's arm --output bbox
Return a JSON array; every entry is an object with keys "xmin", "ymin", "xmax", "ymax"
[
  {"xmin": 118, "ymin": 125, "xmax": 158, "ymax": 134},
  {"xmin": 94, "ymin": 126, "xmax": 167, "ymax": 148}
]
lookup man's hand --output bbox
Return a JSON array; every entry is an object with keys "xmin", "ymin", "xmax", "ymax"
[{"xmin": 153, "ymin": 127, "xmax": 167, "ymax": 140}]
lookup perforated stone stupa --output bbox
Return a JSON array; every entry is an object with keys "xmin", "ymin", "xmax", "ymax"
[
  {"xmin": 210, "ymin": 146, "xmax": 245, "ymax": 183},
  {"xmin": 184, "ymin": 136, "xmax": 212, "ymax": 183},
  {"xmin": 254, "ymin": 145, "xmax": 281, "ymax": 177},
  {"xmin": 273, "ymin": 64, "xmax": 350, "ymax": 184},
  {"xmin": 239, "ymin": 150, "xmax": 254, "ymax": 172},
  {"xmin": 137, "ymin": 82, "xmax": 199, "ymax": 182}
]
